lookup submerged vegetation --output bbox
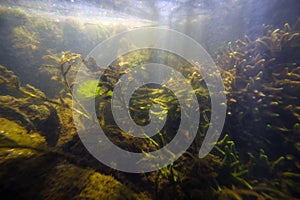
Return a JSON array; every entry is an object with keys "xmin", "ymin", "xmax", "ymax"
[{"xmin": 0, "ymin": 5, "xmax": 300, "ymax": 200}]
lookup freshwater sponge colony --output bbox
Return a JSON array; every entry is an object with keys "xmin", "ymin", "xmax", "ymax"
[{"xmin": 0, "ymin": 5, "xmax": 300, "ymax": 199}]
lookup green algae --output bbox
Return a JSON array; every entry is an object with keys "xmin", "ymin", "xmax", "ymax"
[{"xmin": 74, "ymin": 80, "xmax": 101, "ymax": 99}]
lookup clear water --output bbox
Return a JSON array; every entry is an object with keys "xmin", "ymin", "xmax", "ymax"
[{"xmin": 0, "ymin": 0, "xmax": 300, "ymax": 199}]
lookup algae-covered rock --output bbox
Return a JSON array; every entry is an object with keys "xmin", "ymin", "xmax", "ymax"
[
  {"xmin": 0, "ymin": 117, "xmax": 46, "ymax": 147},
  {"xmin": 55, "ymin": 97, "xmax": 79, "ymax": 147},
  {"xmin": 0, "ymin": 152, "xmax": 143, "ymax": 200},
  {"xmin": 41, "ymin": 161, "xmax": 138, "ymax": 200},
  {"xmin": 78, "ymin": 172, "xmax": 136, "ymax": 200},
  {"xmin": 0, "ymin": 95, "xmax": 60, "ymax": 146},
  {"xmin": 0, "ymin": 99, "xmax": 144, "ymax": 199},
  {"xmin": 0, "ymin": 117, "xmax": 46, "ymax": 164}
]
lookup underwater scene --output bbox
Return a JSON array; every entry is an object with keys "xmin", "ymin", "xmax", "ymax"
[{"xmin": 1, "ymin": 0, "xmax": 300, "ymax": 199}]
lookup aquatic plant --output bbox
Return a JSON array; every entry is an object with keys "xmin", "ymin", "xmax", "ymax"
[
  {"xmin": 0, "ymin": 62, "xmax": 152, "ymax": 199},
  {"xmin": 41, "ymin": 51, "xmax": 93, "ymax": 120},
  {"xmin": 0, "ymin": 64, "xmax": 20, "ymax": 89},
  {"xmin": 12, "ymin": 26, "xmax": 40, "ymax": 51},
  {"xmin": 169, "ymin": 129, "xmax": 299, "ymax": 200},
  {"xmin": 213, "ymin": 19, "xmax": 300, "ymax": 200},
  {"xmin": 216, "ymin": 18, "xmax": 300, "ymax": 157},
  {"xmin": 0, "ymin": 64, "xmax": 59, "ymax": 104},
  {"xmin": 42, "ymin": 51, "xmax": 81, "ymax": 92},
  {"xmin": 0, "ymin": 65, "xmax": 63, "ymax": 145},
  {"xmin": 1, "ymin": 4, "xmax": 300, "ymax": 198},
  {"xmin": 0, "ymin": 5, "xmax": 127, "ymax": 95}
]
